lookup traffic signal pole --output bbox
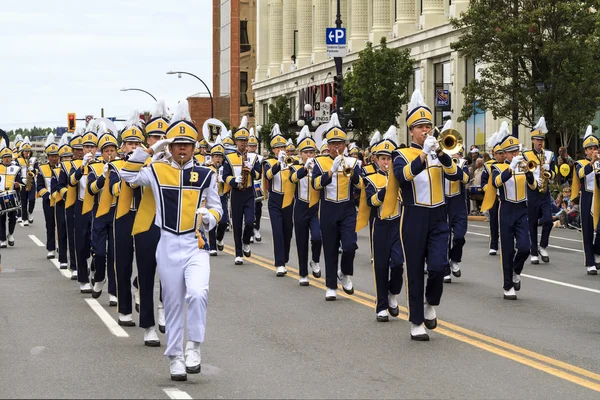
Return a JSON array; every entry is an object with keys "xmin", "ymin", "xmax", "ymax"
[{"xmin": 334, "ymin": 0, "xmax": 343, "ymax": 110}]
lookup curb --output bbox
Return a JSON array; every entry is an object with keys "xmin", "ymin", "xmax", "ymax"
[{"xmin": 468, "ymin": 215, "xmax": 487, "ymax": 221}]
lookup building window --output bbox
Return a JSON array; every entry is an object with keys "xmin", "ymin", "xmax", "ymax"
[
  {"xmin": 240, "ymin": 21, "xmax": 251, "ymax": 53},
  {"xmin": 240, "ymin": 72, "xmax": 249, "ymax": 106},
  {"xmin": 464, "ymin": 58, "xmax": 486, "ymax": 149},
  {"xmin": 434, "ymin": 61, "xmax": 451, "ymax": 127},
  {"xmin": 262, "ymin": 103, "xmax": 269, "ymax": 124}
]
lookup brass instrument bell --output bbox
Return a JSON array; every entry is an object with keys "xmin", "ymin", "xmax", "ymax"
[{"xmin": 436, "ymin": 128, "xmax": 463, "ymax": 156}]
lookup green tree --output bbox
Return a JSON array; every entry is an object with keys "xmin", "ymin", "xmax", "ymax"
[
  {"xmin": 259, "ymin": 96, "xmax": 293, "ymax": 151},
  {"xmin": 451, "ymin": 1, "xmax": 600, "ymax": 150},
  {"xmin": 343, "ymin": 37, "xmax": 414, "ymax": 146}
]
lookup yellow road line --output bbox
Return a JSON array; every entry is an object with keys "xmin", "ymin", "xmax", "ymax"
[{"xmin": 221, "ymin": 246, "xmax": 600, "ymax": 391}]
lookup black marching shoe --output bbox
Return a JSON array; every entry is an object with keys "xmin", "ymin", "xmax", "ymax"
[{"xmin": 242, "ymin": 244, "xmax": 251, "ymax": 257}]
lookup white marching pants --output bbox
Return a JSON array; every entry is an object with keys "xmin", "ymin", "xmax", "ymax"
[{"xmin": 156, "ymin": 231, "xmax": 211, "ymax": 357}]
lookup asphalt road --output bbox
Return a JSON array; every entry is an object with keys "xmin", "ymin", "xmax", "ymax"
[{"xmin": 1, "ymin": 200, "xmax": 599, "ymax": 399}]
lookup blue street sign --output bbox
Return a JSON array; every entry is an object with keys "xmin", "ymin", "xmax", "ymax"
[
  {"xmin": 436, "ymin": 89, "xmax": 450, "ymax": 107},
  {"xmin": 326, "ymin": 28, "xmax": 346, "ymax": 45}
]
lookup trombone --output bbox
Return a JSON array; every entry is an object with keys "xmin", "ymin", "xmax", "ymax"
[{"xmin": 435, "ymin": 128, "xmax": 464, "ymax": 156}]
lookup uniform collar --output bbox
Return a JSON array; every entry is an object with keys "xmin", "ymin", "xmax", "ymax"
[
  {"xmin": 411, "ymin": 142, "xmax": 423, "ymax": 150},
  {"xmin": 170, "ymin": 159, "xmax": 195, "ymax": 170}
]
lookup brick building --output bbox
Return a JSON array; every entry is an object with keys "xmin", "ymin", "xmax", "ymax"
[{"xmin": 187, "ymin": 95, "xmax": 213, "ymax": 140}]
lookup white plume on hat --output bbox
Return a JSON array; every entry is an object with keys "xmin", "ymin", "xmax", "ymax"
[
  {"xmin": 287, "ymin": 138, "xmax": 293, "ymax": 146},
  {"xmin": 442, "ymin": 119, "xmax": 452, "ymax": 131},
  {"xmin": 124, "ymin": 110, "xmax": 143, "ymax": 131},
  {"xmin": 23, "ymin": 136, "xmax": 31, "ymax": 145},
  {"xmin": 326, "ymin": 113, "xmax": 341, "ymax": 130},
  {"xmin": 152, "ymin": 99, "xmax": 170, "ymax": 120},
  {"xmin": 322, "ymin": 138, "xmax": 328, "ymax": 147},
  {"xmin": 14, "ymin": 134, "xmax": 23, "ymax": 143},
  {"xmin": 270, "ymin": 123, "xmax": 282, "ymax": 138},
  {"xmin": 249, "ymin": 127, "xmax": 255, "ymax": 137},
  {"xmin": 72, "ymin": 127, "xmax": 84, "ymax": 138},
  {"xmin": 214, "ymin": 135, "xmax": 223, "ymax": 146},
  {"xmin": 44, "ymin": 133, "xmax": 56, "ymax": 148},
  {"xmin": 97, "ymin": 121, "xmax": 115, "ymax": 138},
  {"xmin": 486, "ymin": 131, "xmax": 499, "ymax": 149},
  {"xmin": 348, "ymin": 142, "xmax": 358, "ymax": 151},
  {"xmin": 171, "ymin": 100, "xmax": 192, "ymax": 123},
  {"xmin": 58, "ymin": 133, "xmax": 70, "ymax": 147},
  {"xmin": 408, "ymin": 89, "xmax": 426, "ymax": 114},
  {"xmin": 584, "ymin": 125, "xmax": 593, "ymax": 139},
  {"xmin": 369, "ymin": 130, "xmax": 381, "ymax": 147},
  {"xmin": 296, "ymin": 125, "xmax": 311, "ymax": 145},
  {"xmin": 239, "ymin": 115, "xmax": 249, "ymax": 129},
  {"xmin": 497, "ymin": 121, "xmax": 511, "ymax": 144},
  {"xmin": 532, "ymin": 116, "xmax": 548, "ymax": 134},
  {"xmin": 0, "ymin": 138, "xmax": 6, "ymax": 151},
  {"xmin": 382, "ymin": 125, "xmax": 398, "ymax": 145}
]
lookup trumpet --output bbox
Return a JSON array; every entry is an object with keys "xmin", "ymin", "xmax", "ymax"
[
  {"xmin": 517, "ymin": 159, "xmax": 537, "ymax": 173},
  {"xmin": 593, "ymin": 160, "xmax": 600, "ymax": 174},
  {"xmin": 435, "ymin": 128, "xmax": 464, "ymax": 156},
  {"xmin": 285, "ymin": 155, "xmax": 296, "ymax": 166},
  {"xmin": 331, "ymin": 148, "xmax": 353, "ymax": 178},
  {"xmin": 452, "ymin": 157, "xmax": 459, "ymax": 164}
]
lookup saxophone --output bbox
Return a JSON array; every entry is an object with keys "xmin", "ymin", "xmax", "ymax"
[
  {"xmin": 538, "ymin": 148, "xmax": 550, "ymax": 193},
  {"xmin": 25, "ymin": 157, "xmax": 37, "ymax": 191},
  {"xmin": 240, "ymin": 150, "xmax": 250, "ymax": 190}
]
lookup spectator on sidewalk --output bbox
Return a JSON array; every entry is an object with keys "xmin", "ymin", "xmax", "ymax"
[{"xmin": 468, "ymin": 157, "xmax": 485, "ymax": 215}]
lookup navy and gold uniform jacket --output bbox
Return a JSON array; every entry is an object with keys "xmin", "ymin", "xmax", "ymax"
[
  {"xmin": 87, "ymin": 160, "xmax": 118, "ymax": 218},
  {"xmin": 37, "ymin": 163, "xmax": 58, "ymax": 204},
  {"xmin": 109, "ymin": 158, "xmax": 143, "ymax": 220},
  {"xmin": 390, "ymin": 143, "xmax": 461, "ymax": 209},
  {"xmin": 222, "ymin": 151, "xmax": 261, "ymax": 192},
  {"xmin": 57, "ymin": 161, "xmax": 78, "ymax": 209},
  {"xmin": 311, "ymin": 155, "xmax": 362, "ymax": 206},
  {"xmin": 0, "ymin": 163, "xmax": 20, "ymax": 191},
  {"xmin": 364, "ymin": 170, "xmax": 399, "ymax": 220},
  {"xmin": 290, "ymin": 163, "xmax": 320, "ymax": 208},
  {"xmin": 444, "ymin": 158, "xmax": 470, "ymax": 198},
  {"xmin": 492, "ymin": 162, "xmax": 537, "ymax": 204}
]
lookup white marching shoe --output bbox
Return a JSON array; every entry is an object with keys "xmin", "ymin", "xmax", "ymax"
[
  {"xmin": 275, "ymin": 266, "xmax": 287, "ymax": 277},
  {"xmin": 0, "ymin": 241, "xmax": 6, "ymax": 248},
  {"xmin": 503, "ymin": 287, "xmax": 517, "ymax": 300},
  {"xmin": 310, "ymin": 261, "xmax": 321, "ymax": 278},
  {"xmin": 443, "ymin": 274, "xmax": 452, "ymax": 283},
  {"xmin": 92, "ymin": 280, "xmax": 105, "ymax": 298},
  {"xmin": 16, "ymin": 217, "xmax": 22, "ymax": 223},
  {"xmin": 109, "ymin": 294, "xmax": 118, "ymax": 307},
  {"xmin": 46, "ymin": 251, "xmax": 55, "ymax": 259},
  {"xmin": 209, "ymin": 250, "xmax": 218, "ymax": 256},
  {"xmin": 530, "ymin": 255, "xmax": 539, "ymax": 264},
  {"xmin": 23, "ymin": 220, "xmax": 29, "ymax": 227},
  {"xmin": 185, "ymin": 341, "xmax": 201, "ymax": 374},
  {"xmin": 450, "ymin": 261, "xmax": 461, "ymax": 277},
  {"xmin": 71, "ymin": 270, "xmax": 78, "ymax": 280},
  {"xmin": 387, "ymin": 293, "xmax": 400, "ymax": 317},
  {"xmin": 169, "ymin": 356, "xmax": 187, "ymax": 381},
  {"xmin": 7, "ymin": 234, "xmax": 13, "ymax": 246},
  {"xmin": 539, "ymin": 247, "xmax": 549, "ymax": 263},
  {"xmin": 423, "ymin": 301, "xmax": 437, "ymax": 330},
  {"xmin": 234, "ymin": 256, "xmax": 244, "ymax": 265},
  {"xmin": 299, "ymin": 276, "xmax": 309, "ymax": 286},
  {"xmin": 489, "ymin": 249, "xmax": 497, "ymax": 255},
  {"xmin": 253, "ymin": 228, "xmax": 262, "ymax": 242},
  {"xmin": 376, "ymin": 310, "xmax": 389, "ymax": 322},
  {"xmin": 337, "ymin": 269, "xmax": 354, "ymax": 295},
  {"xmin": 513, "ymin": 272, "xmax": 521, "ymax": 291},
  {"xmin": 216, "ymin": 240, "xmax": 224, "ymax": 251},
  {"xmin": 134, "ymin": 291, "xmax": 140, "ymax": 313},
  {"xmin": 595, "ymin": 254, "xmax": 600, "ymax": 264},
  {"xmin": 325, "ymin": 288, "xmax": 337, "ymax": 301},
  {"xmin": 157, "ymin": 304, "xmax": 166, "ymax": 334},
  {"xmin": 242, "ymin": 244, "xmax": 251, "ymax": 257},
  {"xmin": 59, "ymin": 262, "xmax": 68, "ymax": 270},
  {"xmin": 118, "ymin": 313, "xmax": 135, "ymax": 327},
  {"xmin": 410, "ymin": 323, "xmax": 429, "ymax": 341},
  {"xmin": 79, "ymin": 282, "xmax": 92, "ymax": 294},
  {"xmin": 587, "ymin": 265, "xmax": 598, "ymax": 275},
  {"xmin": 144, "ymin": 327, "xmax": 160, "ymax": 347}
]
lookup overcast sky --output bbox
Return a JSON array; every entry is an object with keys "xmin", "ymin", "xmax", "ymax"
[{"xmin": 0, "ymin": 0, "xmax": 212, "ymax": 131}]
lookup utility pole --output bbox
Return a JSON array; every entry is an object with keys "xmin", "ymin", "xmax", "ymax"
[
  {"xmin": 101, "ymin": 108, "xmax": 105, "ymax": 118},
  {"xmin": 334, "ymin": 0, "xmax": 343, "ymax": 111}
]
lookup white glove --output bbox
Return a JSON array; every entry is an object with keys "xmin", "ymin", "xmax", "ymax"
[
  {"xmin": 22, "ymin": 178, "xmax": 27, "ymax": 185},
  {"xmin": 278, "ymin": 151, "xmax": 286, "ymax": 163},
  {"xmin": 164, "ymin": 147, "xmax": 172, "ymax": 161},
  {"xmin": 331, "ymin": 155, "xmax": 343, "ymax": 173},
  {"xmin": 537, "ymin": 178, "xmax": 543, "ymax": 187},
  {"xmin": 196, "ymin": 207, "xmax": 211, "ymax": 225},
  {"xmin": 422, "ymin": 136, "xmax": 438, "ymax": 155},
  {"xmin": 27, "ymin": 166, "xmax": 33, "ymax": 172},
  {"xmin": 82, "ymin": 152, "xmax": 93, "ymax": 166},
  {"xmin": 150, "ymin": 138, "xmax": 173, "ymax": 154},
  {"xmin": 103, "ymin": 163, "xmax": 110, "ymax": 175},
  {"xmin": 543, "ymin": 164, "xmax": 550, "ymax": 171},
  {"xmin": 509, "ymin": 155, "xmax": 524, "ymax": 171},
  {"xmin": 305, "ymin": 158, "xmax": 315, "ymax": 170},
  {"xmin": 152, "ymin": 151, "xmax": 164, "ymax": 161},
  {"xmin": 234, "ymin": 176, "xmax": 243, "ymax": 184},
  {"xmin": 245, "ymin": 160, "xmax": 254, "ymax": 169}
]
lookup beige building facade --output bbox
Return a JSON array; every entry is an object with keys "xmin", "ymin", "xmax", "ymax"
[{"xmin": 252, "ymin": 0, "xmax": 531, "ymax": 150}]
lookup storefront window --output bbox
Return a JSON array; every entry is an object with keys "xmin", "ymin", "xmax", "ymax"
[{"xmin": 434, "ymin": 61, "xmax": 452, "ymax": 127}]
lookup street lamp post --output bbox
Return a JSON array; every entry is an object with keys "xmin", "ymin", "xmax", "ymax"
[
  {"xmin": 166, "ymin": 71, "xmax": 214, "ymax": 118},
  {"xmin": 119, "ymin": 88, "xmax": 157, "ymax": 101}
]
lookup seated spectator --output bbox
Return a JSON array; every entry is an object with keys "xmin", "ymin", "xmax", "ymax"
[{"xmin": 566, "ymin": 196, "xmax": 580, "ymax": 230}]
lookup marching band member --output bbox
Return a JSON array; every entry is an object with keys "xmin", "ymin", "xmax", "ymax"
[
  {"xmin": 492, "ymin": 123, "xmax": 536, "ymax": 300},
  {"xmin": 357, "ymin": 128, "xmax": 403, "ymax": 322},
  {"xmin": 16, "ymin": 136, "xmax": 38, "ymax": 226},
  {"xmin": 285, "ymin": 139, "xmax": 297, "ymax": 158},
  {"xmin": 320, "ymin": 140, "xmax": 329, "ymax": 156},
  {"xmin": 362, "ymin": 131, "xmax": 380, "ymax": 177},
  {"xmin": 382, "ymin": 90, "xmax": 461, "ymax": 340},
  {"xmin": 111, "ymin": 112, "xmax": 145, "ymax": 328},
  {"xmin": 57, "ymin": 130, "xmax": 83, "ymax": 279},
  {"xmin": 480, "ymin": 132, "xmax": 505, "ymax": 255},
  {"xmin": 522, "ymin": 117, "xmax": 556, "ymax": 264},
  {"xmin": 222, "ymin": 116, "xmax": 261, "ymax": 265},
  {"xmin": 121, "ymin": 100, "xmax": 222, "ymax": 381},
  {"xmin": 132, "ymin": 100, "xmax": 171, "ymax": 337},
  {"xmin": 51, "ymin": 134, "xmax": 73, "ymax": 269},
  {"xmin": 442, "ymin": 121, "xmax": 470, "ymax": 283},
  {"xmin": 572, "ymin": 126, "xmax": 600, "ymax": 275},
  {"xmin": 248, "ymin": 129, "xmax": 263, "ymax": 242},
  {"xmin": 69, "ymin": 129, "xmax": 98, "ymax": 293},
  {"xmin": 36, "ymin": 134, "xmax": 60, "ymax": 259},
  {"xmin": 311, "ymin": 114, "xmax": 361, "ymax": 301},
  {"xmin": 207, "ymin": 138, "xmax": 227, "ymax": 256},
  {"xmin": 263, "ymin": 124, "xmax": 295, "ymax": 276},
  {"xmin": 0, "ymin": 139, "xmax": 19, "ymax": 248},
  {"xmin": 86, "ymin": 123, "xmax": 119, "ymax": 304},
  {"xmin": 289, "ymin": 126, "xmax": 321, "ymax": 284}
]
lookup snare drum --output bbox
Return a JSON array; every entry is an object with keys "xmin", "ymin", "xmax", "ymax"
[{"xmin": 0, "ymin": 190, "xmax": 21, "ymax": 215}]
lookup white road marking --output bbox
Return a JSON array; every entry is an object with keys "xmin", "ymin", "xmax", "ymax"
[
  {"xmin": 28, "ymin": 235, "xmax": 45, "ymax": 247},
  {"xmin": 466, "ymin": 231, "xmax": 583, "ymax": 253},
  {"xmin": 469, "ymin": 223, "xmax": 582, "ymax": 243},
  {"xmin": 84, "ymin": 299, "xmax": 129, "ymax": 338},
  {"xmin": 521, "ymin": 274, "xmax": 600, "ymax": 294},
  {"xmin": 163, "ymin": 388, "xmax": 193, "ymax": 399},
  {"xmin": 50, "ymin": 259, "xmax": 72, "ymax": 278}
]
